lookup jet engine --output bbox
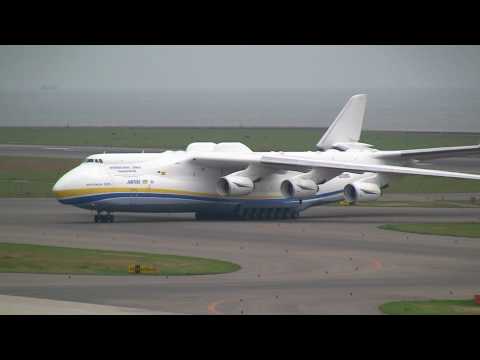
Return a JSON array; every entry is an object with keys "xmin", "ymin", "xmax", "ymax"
[
  {"xmin": 343, "ymin": 181, "xmax": 381, "ymax": 203},
  {"xmin": 280, "ymin": 178, "xmax": 319, "ymax": 198},
  {"xmin": 216, "ymin": 175, "xmax": 254, "ymax": 196}
]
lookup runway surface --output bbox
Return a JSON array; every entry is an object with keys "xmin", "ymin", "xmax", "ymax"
[
  {"xmin": 1, "ymin": 198, "xmax": 480, "ymax": 314},
  {"xmin": 0, "ymin": 294, "xmax": 174, "ymax": 315}
]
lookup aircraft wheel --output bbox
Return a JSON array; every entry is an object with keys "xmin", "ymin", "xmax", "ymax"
[
  {"xmin": 259, "ymin": 209, "xmax": 266, "ymax": 220},
  {"xmin": 263, "ymin": 209, "xmax": 269, "ymax": 219},
  {"xmin": 273, "ymin": 208, "xmax": 282, "ymax": 220},
  {"xmin": 95, "ymin": 213, "xmax": 114, "ymax": 223},
  {"xmin": 196, "ymin": 212, "xmax": 213, "ymax": 221},
  {"xmin": 266, "ymin": 208, "xmax": 274, "ymax": 220},
  {"xmin": 241, "ymin": 209, "xmax": 249, "ymax": 220}
]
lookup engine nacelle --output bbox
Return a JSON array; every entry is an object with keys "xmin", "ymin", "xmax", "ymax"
[
  {"xmin": 344, "ymin": 181, "xmax": 381, "ymax": 203},
  {"xmin": 216, "ymin": 175, "xmax": 254, "ymax": 196},
  {"xmin": 280, "ymin": 178, "xmax": 319, "ymax": 198}
]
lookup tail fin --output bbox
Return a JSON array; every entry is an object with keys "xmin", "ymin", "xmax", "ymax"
[{"xmin": 316, "ymin": 94, "xmax": 367, "ymax": 150}]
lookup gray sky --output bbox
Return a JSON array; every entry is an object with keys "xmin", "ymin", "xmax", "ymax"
[
  {"xmin": 1, "ymin": 46, "xmax": 480, "ymax": 131},
  {"xmin": 1, "ymin": 45, "xmax": 480, "ymax": 90}
]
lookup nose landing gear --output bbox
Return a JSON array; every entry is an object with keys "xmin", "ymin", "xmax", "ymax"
[{"xmin": 94, "ymin": 212, "xmax": 114, "ymax": 223}]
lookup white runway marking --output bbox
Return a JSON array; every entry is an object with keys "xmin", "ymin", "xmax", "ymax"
[{"xmin": 43, "ymin": 147, "xmax": 72, "ymax": 151}]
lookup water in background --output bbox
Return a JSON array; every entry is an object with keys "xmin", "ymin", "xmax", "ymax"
[{"xmin": 0, "ymin": 88, "xmax": 479, "ymax": 132}]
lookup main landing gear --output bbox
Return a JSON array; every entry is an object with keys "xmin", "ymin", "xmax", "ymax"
[
  {"xmin": 195, "ymin": 208, "xmax": 300, "ymax": 221},
  {"xmin": 94, "ymin": 212, "xmax": 114, "ymax": 223},
  {"xmin": 239, "ymin": 208, "xmax": 300, "ymax": 220}
]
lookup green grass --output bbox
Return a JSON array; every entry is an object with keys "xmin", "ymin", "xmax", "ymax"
[
  {"xmin": 380, "ymin": 299, "xmax": 480, "ymax": 315},
  {"xmin": 0, "ymin": 242, "xmax": 241, "ymax": 276},
  {"xmin": 340, "ymin": 200, "xmax": 480, "ymax": 208},
  {"xmin": 0, "ymin": 156, "xmax": 80, "ymax": 197},
  {"xmin": 384, "ymin": 176, "xmax": 480, "ymax": 193},
  {"xmin": 361, "ymin": 131, "xmax": 480, "ymax": 151},
  {"xmin": 1, "ymin": 127, "xmax": 479, "ymax": 151},
  {"xmin": 0, "ymin": 127, "xmax": 320, "ymax": 151},
  {"xmin": 379, "ymin": 222, "xmax": 480, "ymax": 238}
]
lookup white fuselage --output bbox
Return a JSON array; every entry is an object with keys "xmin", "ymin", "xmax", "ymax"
[{"xmin": 52, "ymin": 144, "xmax": 390, "ymax": 215}]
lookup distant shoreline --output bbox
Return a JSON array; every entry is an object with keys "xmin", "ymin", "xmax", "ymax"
[
  {"xmin": 1, "ymin": 88, "xmax": 479, "ymax": 131},
  {"xmin": 0, "ymin": 126, "xmax": 479, "ymax": 135}
]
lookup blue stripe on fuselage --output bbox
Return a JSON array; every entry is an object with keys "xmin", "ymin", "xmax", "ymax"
[{"xmin": 58, "ymin": 190, "xmax": 344, "ymax": 206}]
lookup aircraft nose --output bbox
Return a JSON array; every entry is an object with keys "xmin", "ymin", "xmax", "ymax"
[
  {"xmin": 52, "ymin": 171, "xmax": 75, "ymax": 198},
  {"xmin": 52, "ymin": 164, "xmax": 111, "ymax": 201}
]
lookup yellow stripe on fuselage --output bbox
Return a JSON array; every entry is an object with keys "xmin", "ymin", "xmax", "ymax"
[{"xmin": 52, "ymin": 187, "xmax": 283, "ymax": 200}]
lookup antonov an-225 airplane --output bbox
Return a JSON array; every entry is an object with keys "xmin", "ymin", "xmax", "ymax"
[{"xmin": 53, "ymin": 94, "xmax": 480, "ymax": 223}]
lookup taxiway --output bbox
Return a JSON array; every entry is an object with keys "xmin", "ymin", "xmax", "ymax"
[{"xmin": 1, "ymin": 198, "xmax": 479, "ymax": 314}]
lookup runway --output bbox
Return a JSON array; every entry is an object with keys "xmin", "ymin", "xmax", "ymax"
[{"xmin": 1, "ymin": 198, "xmax": 480, "ymax": 314}]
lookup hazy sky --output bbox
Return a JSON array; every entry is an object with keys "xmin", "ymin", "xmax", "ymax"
[
  {"xmin": 0, "ymin": 45, "xmax": 479, "ymax": 91},
  {"xmin": 1, "ymin": 46, "xmax": 480, "ymax": 131}
]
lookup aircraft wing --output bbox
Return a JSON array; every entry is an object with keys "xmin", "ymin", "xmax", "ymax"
[
  {"xmin": 261, "ymin": 155, "xmax": 480, "ymax": 180},
  {"xmin": 375, "ymin": 144, "xmax": 480, "ymax": 161},
  {"xmin": 191, "ymin": 153, "xmax": 480, "ymax": 180}
]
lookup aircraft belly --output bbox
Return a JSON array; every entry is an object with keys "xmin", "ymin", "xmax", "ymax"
[
  {"xmin": 67, "ymin": 193, "xmax": 235, "ymax": 213},
  {"xmin": 67, "ymin": 193, "xmax": 300, "ymax": 213},
  {"xmin": 109, "ymin": 196, "xmax": 236, "ymax": 213},
  {"xmin": 70, "ymin": 189, "xmax": 327, "ymax": 215},
  {"xmin": 63, "ymin": 188, "xmax": 345, "ymax": 214}
]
